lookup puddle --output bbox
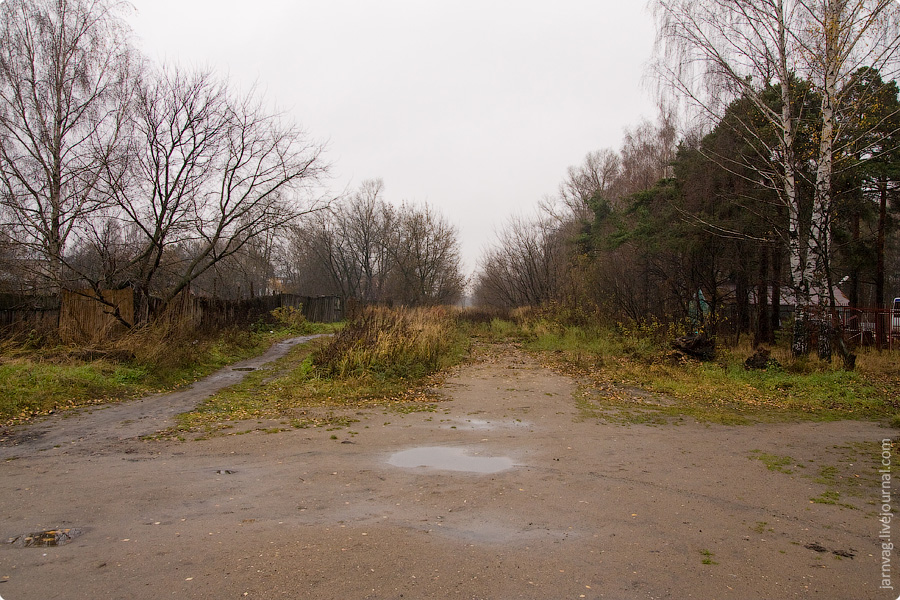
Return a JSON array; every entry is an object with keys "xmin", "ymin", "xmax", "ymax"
[
  {"xmin": 388, "ymin": 447, "xmax": 515, "ymax": 473},
  {"xmin": 7, "ymin": 528, "xmax": 83, "ymax": 548},
  {"xmin": 232, "ymin": 367, "xmax": 255, "ymax": 372},
  {"xmin": 443, "ymin": 418, "xmax": 532, "ymax": 431}
]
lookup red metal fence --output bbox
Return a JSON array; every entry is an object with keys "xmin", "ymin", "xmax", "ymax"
[{"xmin": 813, "ymin": 306, "xmax": 900, "ymax": 349}]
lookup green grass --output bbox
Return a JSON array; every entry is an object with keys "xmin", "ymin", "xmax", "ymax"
[
  {"xmin": 0, "ymin": 316, "xmax": 341, "ymax": 425},
  {"xmin": 0, "ymin": 361, "xmax": 151, "ymax": 420},
  {"xmin": 5, "ymin": 306, "xmax": 898, "ymax": 430},
  {"xmin": 749, "ymin": 451, "xmax": 796, "ymax": 473},
  {"xmin": 504, "ymin": 319, "xmax": 898, "ymax": 424}
]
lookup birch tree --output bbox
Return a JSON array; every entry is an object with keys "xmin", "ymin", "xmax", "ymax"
[
  {"xmin": 0, "ymin": 0, "xmax": 135, "ymax": 289},
  {"xmin": 652, "ymin": 0, "xmax": 809, "ymax": 349},
  {"xmin": 796, "ymin": 0, "xmax": 900, "ymax": 296},
  {"xmin": 652, "ymin": 0, "xmax": 900, "ymax": 358}
]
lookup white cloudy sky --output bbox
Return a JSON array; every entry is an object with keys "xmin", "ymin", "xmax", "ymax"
[{"xmin": 127, "ymin": 0, "xmax": 659, "ymax": 274}]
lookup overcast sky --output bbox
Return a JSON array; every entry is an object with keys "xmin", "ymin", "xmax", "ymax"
[{"xmin": 127, "ymin": 1, "xmax": 659, "ymax": 275}]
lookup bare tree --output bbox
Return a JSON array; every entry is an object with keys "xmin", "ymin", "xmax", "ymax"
[
  {"xmin": 652, "ymin": 0, "xmax": 806, "ymax": 316},
  {"xmin": 338, "ymin": 179, "xmax": 394, "ymax": 302},
  {"xmin": 618, "ymin": 110, "xmax": 679, "ymax": 197},
  {"xmin": 80, "ymin": 66, "xmax": 329, "ymax": 321},
  {"xmin": 475, "ymin": 215, "xmax": 566, "ymax": 309},
  {"xmin": 654, "ymin": 0, "xmax": 900, "ymax": 359},
  {"xmin": 555, "ymin": 148, "xmax": 621, "ymax": 219},
  {"xmin": 287, "ymin": 180, "xmax": 393, "ymax": 301},
  {"xmin": 286, "ymin": 182, "xmax": 464, "ymax": 306},
  {"xmin": 796, "ymin": 0, "xmax": 900, "ymax": 304},
  {"xmin": 282, "ymin": 216, "xmax": 342, "ymax": 297},
  {"xmin": 0, "ymin": 0, "xmax": 135, "ymax": 290},
  {"xmin": 387, "ymin": 202, "xmax": 465, "ymax": 306}
]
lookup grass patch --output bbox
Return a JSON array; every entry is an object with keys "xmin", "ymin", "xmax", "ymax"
[
  {"xmin": 746, "ymin": 442, "xmax": 881, "ymax": 511},
  {"xmin": 0, "ymin": 312, "xmax": 340, "ymax": 425},
  {"xmin": 506, "ymin": 319, "xmax": 897, "ymax": 424},
  {"xmin": 810, "ymin": 490, "xmax": 842, "ymax": 505},
  {"xmin": 167, "ymin": 306, "xmax": 469, "ymax": 437},
  {"xmin": 805, "ymin": 441, "xmax": 885, "ymax": 510},
  {"xmin": 315, "ymin": 306, "xmax": 467, "ymax": 380},
  {"xmin": 0, "ymin": 360, "xmax": 151, "ymax": 420},
  {"xmin": 750, "ymin": 451, "xmax": 796, "ymax": 474},
  {"xmin": 751, "ymin": 521, "xmax": 773, "ymax": 534}
]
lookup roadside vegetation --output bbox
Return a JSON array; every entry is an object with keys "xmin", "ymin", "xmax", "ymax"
[
  {"xmin": 178, "ymin": 305, "xmax": 898, "ymax": 437},
  {"xmin": 170, "ymin": 306, "xmax": 469, "ymax": 437},
  {"xmin": 0, "ymin": 307, "xmax": 337, "ymax": 426},
  {"xmin": 473, "ymin": 308, "xmax": 899, "ymax": 426},
  {"xmin": 2, "ymin": 304, "xmax": 897, "ymax": 435}
]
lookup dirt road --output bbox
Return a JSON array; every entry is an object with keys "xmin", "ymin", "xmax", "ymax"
[{"xmin": 0, "ymin": 340, "xmax": 894, "ymax": 599}]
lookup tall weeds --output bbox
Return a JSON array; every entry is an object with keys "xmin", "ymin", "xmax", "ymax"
[{"xmin": 313, "ymin": 306, "xmax": 465, "ymax": 380}]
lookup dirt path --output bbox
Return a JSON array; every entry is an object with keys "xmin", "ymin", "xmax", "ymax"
[
  {"xmin": 0, "ymin": 335, "xmax": 327, "ymax": 457},
  {"xmin": 0, "ymin": 341, "xmax": 895, "ymax": 599}
]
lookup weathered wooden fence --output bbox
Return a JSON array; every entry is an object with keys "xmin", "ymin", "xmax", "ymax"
[
  {"xmin": 0, "ymin": 307, "xmax": 60, "ymax": 337},
  {"xmin": 0, "ymin": 290, "xmax": 344, "ymax": 343},
  {"xmin": 304, "ymin": 296, "xmax": 344, "ymax": 323},
  {"xmin": 0, "ymin": 294, "xmax": 60, "ymax": 338},
  {"xmin": 165, "ymin": 293, "xmax": 343, "ymax": 330},
  {"xmin": 163, "ymin": 292, "xmax": 301, "ymax": 331},
  {"xmin": 60, "ymin": 289, "xmax": 135, "ymax": 344}
]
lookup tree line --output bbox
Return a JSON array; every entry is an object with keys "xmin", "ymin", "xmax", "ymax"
[
  {"xmin": 284, "ymin": 179, "xmax": 465, "ymax": 307},
  {"xmin": 476, "ymin": 0, "xmax": 900, "ymax": 362},
  {"xmin": 0, "ymin": 0, "xmax": 465, "ymax": 324}
]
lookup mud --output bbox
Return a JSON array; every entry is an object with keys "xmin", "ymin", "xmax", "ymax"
[{"xmin": 0, "ymin": 340, "xmax": 895, "ymax": 599}]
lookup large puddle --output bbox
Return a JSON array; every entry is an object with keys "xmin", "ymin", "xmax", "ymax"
[{"xmin": 388, "ymin": 447, "xmax": 515, "ymax": 473}]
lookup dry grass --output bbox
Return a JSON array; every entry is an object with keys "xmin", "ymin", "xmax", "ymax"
[
  {"xmin": 171, "ymin": 306, "xmax": 470, "ymax": 437},
  {"xmin": 313, "ymin": 306, "xmax": 466, "ymax": 380}
]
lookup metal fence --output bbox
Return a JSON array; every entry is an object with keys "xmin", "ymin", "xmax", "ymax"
[{"xmin": 827, "ymin": 306, "xmax": 900, "ymax": 350}]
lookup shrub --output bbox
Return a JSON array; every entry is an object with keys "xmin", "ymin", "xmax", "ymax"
[{"xmin": 313, "ymin": 306, "xmax": 465, "ymax": 380}]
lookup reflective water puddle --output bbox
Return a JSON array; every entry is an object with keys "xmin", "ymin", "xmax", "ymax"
[
  {"xmin": 388, "ymin": 447, "xmax": 514, "ymax": 473},
  {"xmin": 442, "ymin": 418, "xmax": 532, "ymax": 431}
]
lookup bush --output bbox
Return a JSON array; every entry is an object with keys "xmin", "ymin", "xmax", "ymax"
[
  {"xmin": 269, "ymin": 305, "xmax": 315, "ymax": 334},
  {"xmin": 313, "ymin": 306, "xmax": 465, "ymax": 380}
]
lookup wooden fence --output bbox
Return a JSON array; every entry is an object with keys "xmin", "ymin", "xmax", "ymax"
[
  {"xmin": 304, "ymin": 296, "xmax": 344, "ymax": 323},
  {"xmin": 165, "ymin": 293, "xmax": 343, "ymax": 330},
  {"xmin": 60, "ymin": 289, "xmax": 135, "ymax": 344},
  {"xmin": 0, "ymin": 290, "xmax": 344, "ymax": 343},
  {"xmin": 0, "ymin": 307, "xmax": 60, "ymax": 338},
  {"xmin": 0, "ymin": 294, "xmax": 60, "ymax": 338}
]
